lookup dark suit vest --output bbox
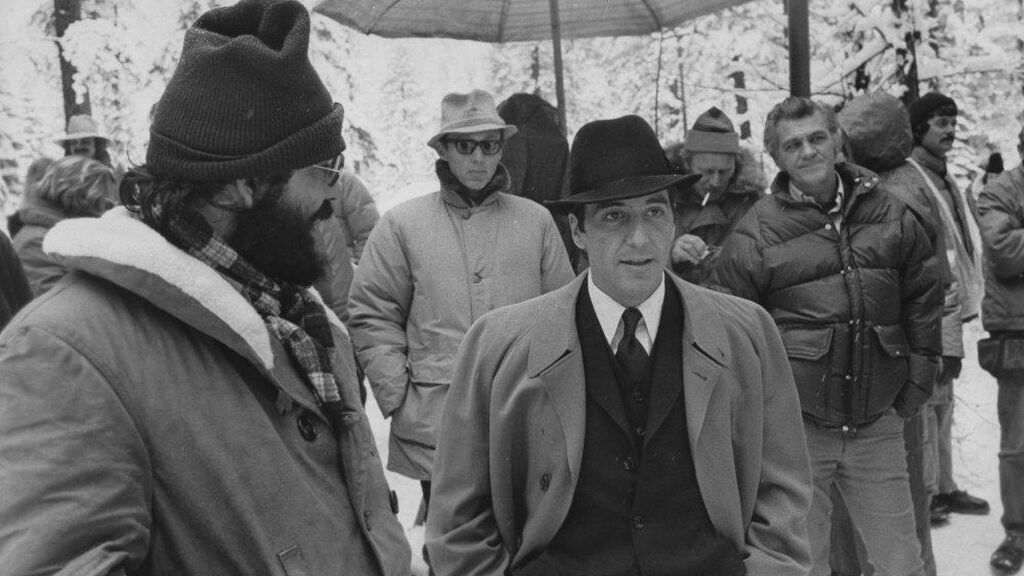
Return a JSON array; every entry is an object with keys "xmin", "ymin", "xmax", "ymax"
[{"xmin": 522, "ymin": 280, "xmax": 745, "ymax": 576}]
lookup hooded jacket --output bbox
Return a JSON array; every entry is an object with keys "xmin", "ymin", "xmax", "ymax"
[
  {"xmin": 348, "ymin": 166, "xmax": 574, "ymax": 479},
  {"xmin": 977, "ymin": 164, "xmax": 1024, "ymax": 332},
  {"xmin": 0, "ymin": 208, "xmax": 411, "ymax": 576},
  {"xmin": 12, "ymin": 200, "xmax": 68, "ymax": 296},
  {"xmin": 712, "ymin": 162, "xmax": 942, "ymax": 427},
  {"xmin": 839, "ymin": 92, "xmax": 967, "ymax": 356}
]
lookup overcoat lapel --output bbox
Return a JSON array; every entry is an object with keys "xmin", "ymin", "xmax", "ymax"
[{"xmin": 675, "ymin": 278, "xmax": 729, "ymax": 450}]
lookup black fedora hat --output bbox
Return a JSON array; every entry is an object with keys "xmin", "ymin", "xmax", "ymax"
[{"xmin": 548, "ymin": 115, "xmax": 700, "ymax": 210}]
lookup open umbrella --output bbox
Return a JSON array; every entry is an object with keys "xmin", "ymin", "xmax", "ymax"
[{"xmin": 313, "ymin": 0, "xmax": 809, "ymax": 131}]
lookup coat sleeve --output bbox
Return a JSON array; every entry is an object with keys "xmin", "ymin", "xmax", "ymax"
[
  {"xmin": 337, "ymin": 173, "xmax": 380, "ymax": 263},
  {"xmin": 707, "ymin": 222, "xmax": 767, "ymax": 303},
  {"xmin": 0, "ymin": 325, "xmax": 151, "ymax": 576},
  {"xmin": 744, "ymin": 304, "xmax": 813, "ymax": 576},
  {"xmin": 425, "ymin": 316, "xmax": 510, "ymax": 576},
  {"xmin": 539, "ymin": 213, "xmax": 574, "ymax": 293},
  {"xmin": 894, "ymin": 206, "xmax": 942, "ymax": 418},
  {"xmin": 978, "ymin": 176, "xmax": 1024, "ymax": 279},
  {"xmin": 347, "ymin": 213, "xmax": 414, "ymax": 417}
]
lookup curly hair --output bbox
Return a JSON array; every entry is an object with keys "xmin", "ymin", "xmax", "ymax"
[
  {"xmin": 38, "ymin": 155, "xmax": 117, "ymax": 217},
  {"xmin": 119, "ymin": 165, "xmax": 289, "ymax": 239}
]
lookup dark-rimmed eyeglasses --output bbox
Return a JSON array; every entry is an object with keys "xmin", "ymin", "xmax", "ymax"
[
  {"xmin": 313, "ymin": 154, "xmax": 345, "ymax": 187},
  {"xmin": 443, "ymin": 138, "xmax": 504, "ymax": 156}
]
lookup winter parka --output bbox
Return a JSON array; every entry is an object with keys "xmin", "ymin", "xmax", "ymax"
[
  {"xmin": 12, "ymin": 200, "xmax": 67, "ymax": 296},
  {"xmin": 977, "ymin": 164, "xmax": 1024, "ymax": 332},
  {"xmin": 0, "ymin": 208, "xmax": 411, "ymax": 576},
  {"xmin": 348, "ymin": 168, "xmax": 574, "ymax": 479},
  {"xmin": 712, "ymin": 162, "xmax": 942, "ymax": 427},
  {"xmin": 671, "ymin": 147, "xmax": 766, "ymax": 285}
]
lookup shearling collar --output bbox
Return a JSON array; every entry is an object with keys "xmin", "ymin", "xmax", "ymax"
[{"xmin": 43, "ymin": 207, "xmax": 343, "ymax": 372}]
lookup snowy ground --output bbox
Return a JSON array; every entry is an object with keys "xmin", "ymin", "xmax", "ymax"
[{"xmin": 364, "ymin": 319, "xmax": 1008, "ymax": 576}]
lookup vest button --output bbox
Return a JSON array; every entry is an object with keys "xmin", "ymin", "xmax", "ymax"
[
  {"xmin": 297, "ymin": 414, "xmax": 318, "ymax": 441},
  {"xmin": 634, "ymin": 426, "xmax": 646, "ymax": 438},
  {"xmin": 623, "ymin": 457, "xmax": 636, "ymax": 472},
  {"xmin": 632, "ymin": 389, "xmax": 646, "ymax": 402},
  {"xmin": 632, "ymin": 514, "xmax": 645, "ymax": 531}
]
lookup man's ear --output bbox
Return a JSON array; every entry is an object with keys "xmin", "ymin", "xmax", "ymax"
[
  {"xmin": 209, "ymin": 179, "xmax": 256, "ymax": 211},
  {"xmin": 569, "ymin": 212, "xmax": 585, "ymax": 251}
]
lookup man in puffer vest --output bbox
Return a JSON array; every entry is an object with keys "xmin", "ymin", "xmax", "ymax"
[
  {"xmin": 713, "ymin": 96, "xmax": 942, "ymax": 576},
  {"xmin": 0, "ymin": 1, "xmax": 411, "ymax": 573}
]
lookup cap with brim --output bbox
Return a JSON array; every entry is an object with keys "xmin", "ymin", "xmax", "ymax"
[
  {"xmin": 427, "ymin": 89, "xmax": 517, "ymax": 152},
  {"xmin": 547, "ymin": 114, "xmax": 701, "ymax": 212}
]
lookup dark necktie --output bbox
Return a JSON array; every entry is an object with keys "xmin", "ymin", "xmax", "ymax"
[{"xmin": 616, "ymin": 307, "xmax": 649, "ymax": 383}]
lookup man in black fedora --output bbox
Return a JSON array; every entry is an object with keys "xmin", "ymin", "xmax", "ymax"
[{"xmin": 425, "ymin": 115, "xmax": 813, "ymax": 576}]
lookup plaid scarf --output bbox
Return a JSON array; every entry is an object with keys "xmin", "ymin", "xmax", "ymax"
[{"xmin": 166, "ymin": 211, "xmax": 346, "ymax": 433}]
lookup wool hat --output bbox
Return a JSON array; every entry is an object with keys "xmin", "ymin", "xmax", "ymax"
[
  {"xmin": 907, "ymin": 92, "xmax": 958, "ymax": 128},
  {"xmin": 54, "ymin": 115, "xmax": 109, "ymax": 145},
  {"xmin": 427, "ymin": 90, "xmax": 517, "ymax": 153},
  {"xmin": 147, "ymin": 0, "xmax": 344, "ymax": 181},
  {"xmin": 684, "ymin": 107, "xmax": 739, "ymax": 154},
  {"xmin": 547, "ymin": 115, "xmax": 699, "ymax": 210}
]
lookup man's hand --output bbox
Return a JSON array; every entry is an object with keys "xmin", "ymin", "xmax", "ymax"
[{"xmin": 672, "ymin": 234, "xmax": 709, "ymax": 265}]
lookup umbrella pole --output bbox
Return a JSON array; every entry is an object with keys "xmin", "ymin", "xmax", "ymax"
[
  {"xmin": 787, "ymin": 0, "xmax": 810, "ymax": 96},
  {"xmin": 548, "ymin": 0, "xmax": 568, "ymax": 136}
]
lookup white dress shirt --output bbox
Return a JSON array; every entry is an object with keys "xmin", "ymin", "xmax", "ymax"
[{"xmin": 587, "ymin": 274, "xmax": 666, "ymax": 354}]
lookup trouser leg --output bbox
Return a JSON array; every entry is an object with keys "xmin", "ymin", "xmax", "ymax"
[
  {"xmin": 804, "ymin": 422, "xmax": 843, "ymax": 576},
  {"xmin": 935, "ymin": 374, "xmax": 958, "ymax": 494},
  {"xmin": 997, "ymin": 379, "xmax": 1024, "ymax": 533},
  {"xmin": 904, "ymin": 412, "xmax": 936, "ymax": 576}
]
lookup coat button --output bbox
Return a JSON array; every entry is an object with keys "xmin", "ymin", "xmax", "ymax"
[
  {"xmin": 364, "ymin": 510, "xmax": 372, "ymax": 531},
  {"xmin": 623, "ymin": 457, "xmax": 636, "ymax": 472},
  {"xmin": 297, "ymin": 414, "xmax": 318, "ymax": 441},
  {"xmin": 632, "ymin": 514, "xmax": 645, "ymax": 530},
  {"xmin": 825, "ymin": 223, "xmax": 833, "ymax": 230},
  {"xmin": 540, "ymin": 473, "xmax": 551, "ymax": 491}
]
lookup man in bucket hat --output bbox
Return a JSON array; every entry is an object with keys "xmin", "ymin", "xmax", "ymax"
[
  {"xmin": 55, "ymin": 114, "xmax": 113, "ymax": 167},
  {"xmin": 0, "ymin": 0, "xmax": 410, "ymax": 573},
  {"xmin": 426, "ymin": 114, "xmax": 812, "ymax": 576},
  {"xmin": 349, "ymin": 89, "xmax": 572, "ymax": 527}
]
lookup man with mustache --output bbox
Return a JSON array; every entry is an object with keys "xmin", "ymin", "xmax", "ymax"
[
  {"xmin": 907, "ymin": 92, "xmax": 990, "ymax": 524},
  {"xmin": 712, "ymin": 96, "xmax": 942, "ymax": 576},
  {"xmin": 0, "ymin": 1, "xmax": 411, "ymax": 573}
]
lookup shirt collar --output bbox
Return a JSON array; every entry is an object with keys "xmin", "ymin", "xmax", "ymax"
[
  {"xmin": 587, "ymin": 272, "xmax": 665, "ymax": 351},
  {"xmin": 789, "ymin": 171, "xmax": 844, "ymax": 214}
]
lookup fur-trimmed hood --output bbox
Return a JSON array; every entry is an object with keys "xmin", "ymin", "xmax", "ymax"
[{"xmin": 43, "ymin": 206, "xmax": 343, "ymax": 372}]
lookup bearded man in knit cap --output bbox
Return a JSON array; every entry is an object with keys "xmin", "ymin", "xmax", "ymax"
[
  {"xmin": 906, "ymin": 92, "xmax": 991, "ymax": 522},
  {"xmin": 0, "ymin": 1, "xmax": 411, "ymax": 574},
  {"xmin": 667, "ymin": 107, "xmax": 765, "ymax": 285}
]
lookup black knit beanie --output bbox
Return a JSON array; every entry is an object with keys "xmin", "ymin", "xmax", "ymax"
[
  {"xmin": 148, "ymin": 0, "xmax": 344, "ymax": 181},
  {"xmin": 907, "ymin": 92, "xmax": 958, "ymax": 130}
]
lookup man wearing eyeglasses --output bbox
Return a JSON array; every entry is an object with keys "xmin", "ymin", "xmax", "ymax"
[{"xmin": 348, "ymin": 89, "xmax": 574, "ymax": 532}]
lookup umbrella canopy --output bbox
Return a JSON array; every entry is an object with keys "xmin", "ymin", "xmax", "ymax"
[{"xmin": 314, "ymin": 0, "xmax": 755, "ymax": 43}]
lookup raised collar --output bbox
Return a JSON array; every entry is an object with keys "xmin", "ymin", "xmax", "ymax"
[
  {"xmin": 911, "ymin": 146, "xmax": 948, "ymax": 178},
  {"xmin": 438, "ymin": 161, "xmax": 511, "ymax": 209}
]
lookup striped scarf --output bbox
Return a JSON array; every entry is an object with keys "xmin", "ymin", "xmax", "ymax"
[{"xmin": 166, "ymin": 211, "xmax": 345, "ymax": 432}]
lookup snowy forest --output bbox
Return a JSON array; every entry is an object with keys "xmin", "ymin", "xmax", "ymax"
[{"xmin": 1, "ymin": 0, "xmax": 1023, "ymax": 217}]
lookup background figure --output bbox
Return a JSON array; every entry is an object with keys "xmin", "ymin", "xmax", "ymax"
[
  {"xmin": 497, "ymin": 93, "xmax": 578, "ymax": 270},
  {"xmin": 55, "ymin": 114, "xmax": 113, "ymax": 167},
  {"xmin": 976, "ymin": 125, "xmax": 1024, "ymax": 575},
  {"xmin": 0, "ymin": 232, "xmax": 32, "ymax": 329},
  {"xmin": 7, "ymin": 157, "xmax": 55, "ymax": 237},
  {"xmin": 349, "ymin": 89, "xmax": 573, "ymax": 540},
  {"xmin": 305, "ymin": 151, "xmax": 379, "ymax": 323},
  {"xmin": 833, "ymin": 91, "xmax": 946, "ymax": 576},
  {"xmin": 712, "ymin": 97, "xmax": 941, "ymax": 576},
  {"xmin": 13, "ymin": 155, "xmax": 117, "ymax": 295},
  {"xmin": 968, "ymin": 152, "xmax": 1005, "ymax": 201},
  {"xmin": 906, "ymin": 92, "xmax": 991, "ymax": 523},
  {"xmin": 665, "ymin": 106, "xmax": 765, "ymax": 286}
]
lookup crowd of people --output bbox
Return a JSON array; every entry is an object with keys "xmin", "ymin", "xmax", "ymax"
[{"xmin": 0, "ymin": 0, "xmax": 1021, "ymax": 575}]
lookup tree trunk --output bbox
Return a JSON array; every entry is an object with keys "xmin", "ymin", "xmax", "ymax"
[
  {"xmin": 891, "ymin": 0, "xmax": 920, "ymax": 105},
  {"xmin": 728, "ymin": 60, "xmax": 751, "ymax": 140},
  {"xmin": 54, "ymin": 0, "xmax": 90, "ymax": 124}
]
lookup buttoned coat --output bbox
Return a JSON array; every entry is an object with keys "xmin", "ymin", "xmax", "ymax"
[{"xmin": 426, "ymin": 273, "xmax": 813, "ymax": 576}]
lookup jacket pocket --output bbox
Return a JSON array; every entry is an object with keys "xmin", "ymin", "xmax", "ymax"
[
  {"xmin": 390, "ymin": 381, "xmax": 449, "ymax": 449},
  {"xmin": 866, "ymin": 324, "xmax": 911, "ymax": 415},
  {"xmin": 779, "ymin": 326, "xmax": 835, "ymax": 418},
  {"xmin": 278, "ymin": 546, "xmax": 311, "ymax": 576}
]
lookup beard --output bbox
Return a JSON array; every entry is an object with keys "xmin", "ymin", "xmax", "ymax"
[{"xmin": 228, "ymin": 189, "xmax": 328, "ymax": 288}]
